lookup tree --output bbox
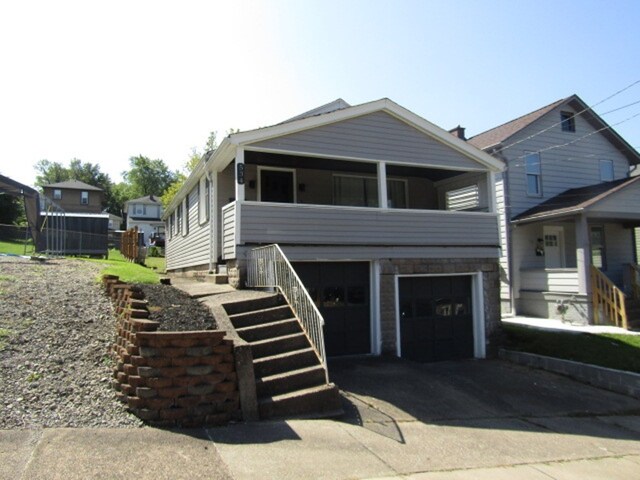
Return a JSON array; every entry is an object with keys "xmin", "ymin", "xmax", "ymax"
[
  {"xmin": 123, "ymin": 156, "xmax": 178, "ymax": 199},
  {"xmin": 161, "ymin": 149, "xmax": 200, "ymax": 209},
  {"xmin": 34, "ymin": 160, "xmax": 68, "ymax": 187},
  {"xmin": 205, "ymin": 131, "xmax": 218, "ymax": 152},
  {"xmin": 0, "ymin": 194, "xmax": 25, "ymax": 225}
]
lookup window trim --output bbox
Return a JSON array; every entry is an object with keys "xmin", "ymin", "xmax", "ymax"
[
  {"xmin": 524, "ymin": 151, "xmax": 542, "ymax": 197},
  {"xmin": 560, "ymin": 111, "xmax": 576, "ymax": 132},
  {"xmin": 182, "ymin": 196, "xmax": 189, "ymax": 236},
  {"xmin": 257, "ymin": 166, "xmax": 297, "ymax": 203},
  {"xmin": 599, "ymin": 159, "xmax": 614, "ymax": 182},
  {"xmin": 198, "ymin": 176, "xmax": 210, "ymax": 225}
]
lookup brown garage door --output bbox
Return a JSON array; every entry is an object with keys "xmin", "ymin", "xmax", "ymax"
[
  {"xmin": 399, "ymin": 276, "xmax": 474, "ymax": 362},
  {"xmin": 292, "ymin": 262, "xmax": 370, "ymax": 357}
]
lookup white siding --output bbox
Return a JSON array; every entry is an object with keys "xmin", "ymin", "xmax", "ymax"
[
  {"xmin": 603, "ymin": 223, "xmax": 633, "ymax": 286},
  {"xmin": 250, "ymin": 111, "xmax": 484, "ymax": 170},
  {"xmin": 165, "ymin": 184, "xmax": 210, "ymax": 271},
  {"xmin": 590, "ymin": 182, "xmax": 640, "ymax": 215},
  {"xmin": 503, "ymin": 104, "xmax": 631, "ymax": 219},
  {"xmin": 495, "ymin": 174, "xmax": 511, "ymax": 303}
]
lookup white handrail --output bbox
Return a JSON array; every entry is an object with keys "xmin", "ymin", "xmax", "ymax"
[{"xmin": 246, "ymin": 244, "xmax": 328, "ymax": 378}]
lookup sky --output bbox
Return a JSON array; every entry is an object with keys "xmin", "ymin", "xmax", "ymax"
[{"xmin": 1, "ymin": 0, "xmax": 639, "ymax": 188}]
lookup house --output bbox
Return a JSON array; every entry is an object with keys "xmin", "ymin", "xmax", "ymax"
[
  {"xmin": 42, "ymin": 179, "xmax": 104, "ymax": 213},
  {"xmin": 124, "ymin": 195, "xmax": 164, "ymax": 243},
  {"xmin": 106, "ymin": 212, "xmax": 123, "ymax": 231},
  {"xmin": 468, "ymin": 94, "xmax": 640, "ymax": 327},
  {"xmin": 164, "ymin": 98, "xmax": 505, "ymax": 362}
]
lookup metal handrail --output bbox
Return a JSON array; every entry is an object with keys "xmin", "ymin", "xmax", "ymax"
[
  {"xmin": 246, "ymin": 244, "xmax": 328, "ymax": 378},
  {"xmin": 591, "ymin": 265, "xmax": 628, "ymax": 329}
]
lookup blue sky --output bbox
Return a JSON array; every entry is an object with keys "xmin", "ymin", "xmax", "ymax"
[{"xmin": 1, "ymin": 0, "xmax": 638, "ymax": 187}]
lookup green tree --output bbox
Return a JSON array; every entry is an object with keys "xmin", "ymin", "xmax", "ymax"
[
  {"xmin": 161, "ymin": 149, "xmax": 201, "ymax": 209},
  {"xmin": 34, "ymin": 160, "xmax": 68, "ymax": 187},
  {"xmin": 123, "ymin": 155, "xmax": 177, "ymax": 199},
  {"xmin": 0, "ymin": 194, "xmax": 25, "ymax": 225}
]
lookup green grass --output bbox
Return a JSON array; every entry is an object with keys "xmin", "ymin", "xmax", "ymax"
[
  {"xmin": 0, "ymin": 328, "xmax": 11, "ymax": 351},
  {"xmin": 81, "ymin": 249, "xmax": 163, "ymax": 284},
  {"xmin": 503, "ymin": 323, "xmax": 640, "ymax": 373},
  {"xmin": 0, "ymin": 239, "xmax": 35, "ymax": 256}
]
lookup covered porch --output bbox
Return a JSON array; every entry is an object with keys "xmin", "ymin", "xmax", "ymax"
[
  {"xmin": 220, "ymin": 148, "xmax": 499, "ymax": 260},
  {"xmin": 511, "ymin": 177, "xmax": 640, "ymax": 328}
]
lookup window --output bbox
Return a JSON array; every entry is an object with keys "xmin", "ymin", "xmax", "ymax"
[
  {"xmin": 560, "ymin": 111, "xmax": 575, "ymax": 132},
  {"xmin": 333, "ymin": 175, "xmax": 408, "ymax": 208},
  {"xmin": 134, "ymin": 204, "xmax": 146, "ymax": 216},
  {"xmin": 387, "ymin": 179, "xmax": 407, "ymax": 208},
  {"xmin": 53, "ymin": 189, "xmax": 62, "ymax": 200},
  {"xmin": 199, "ymin": 176, "xmax": 210, "ymax": 224},
  {"xmin": 446, "ymin": 184, "xmax": 480, "ymax": 211},
  {"xmin": 600, "ymin": 160, "xmax": 614, "ymax": 182},
  {"xmin": 81, "ymin": 191, "xmax": 89, "ymax": 204},
  {"xmin": 182, "ymin": 197, "xmax": 189, "ymax": 236},
  {"xmin": 591, "ymin": 226, "xmax": 606, "ymax": 269},
  {"xmin": 525, "ymin": 152, "xmax": 542, "ymax": 196},
  {"xmin": 176, "ymin": 203, "xmax": 182, "ymax": 234},
  {"xmin": 168, "ymin": 213, "xmax": 173, "ymax": 239}
]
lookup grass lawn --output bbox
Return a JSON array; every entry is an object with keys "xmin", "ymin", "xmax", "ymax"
[
  {"xmin": 503, "ymin": 323, "xmax": 640, "ymax": 374},
  {"xmin": 0, "ymin": 239, "xmax": 35, "ymax": 256},
  {"xmin": 80, "ymin": 249, "xmax": 165, "ymax": 284}
]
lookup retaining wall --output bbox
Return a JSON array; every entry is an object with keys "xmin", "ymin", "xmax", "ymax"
[{"xmin": 103, "ymin": 275, "xmax": 240, "ymax": 427}]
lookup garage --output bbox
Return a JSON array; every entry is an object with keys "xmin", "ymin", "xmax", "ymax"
[
  {"xmin": 398, "ymin": 275, "xmax": 474, "ymax": 362},
  {"xmin": 292, "ymin": 262, "xmax": 371, "ymax": 357}
]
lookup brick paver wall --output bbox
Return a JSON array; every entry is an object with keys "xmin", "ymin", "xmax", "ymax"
[{"xmin": 104, "ymin": 276, "xmax": 240, "ymax": 427}]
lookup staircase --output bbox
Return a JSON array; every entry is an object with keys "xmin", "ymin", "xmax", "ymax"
[
  {"xmin": 625, "ymin": 298, "xmax": 640, "ymax": 331},
  {"xmin": 223, "ymin": 294, "xmax": 342, "ymax": 419}
]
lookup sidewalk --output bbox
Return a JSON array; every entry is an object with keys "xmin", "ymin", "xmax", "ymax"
[
  {"xmin": 503, "ymin": 315, "xmax": 640, "ymax": 335},
  {"xmin": 4, "ymin": 419, "xmax": 640, "ymax": 480}
]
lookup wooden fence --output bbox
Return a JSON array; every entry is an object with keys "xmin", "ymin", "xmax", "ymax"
[{"xmin": 120, "ymin": 227, "xmax": 145, "ymax": 263}]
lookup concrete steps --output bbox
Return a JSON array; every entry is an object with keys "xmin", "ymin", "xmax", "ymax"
[{"xmin": 223, "ymin": 293, "xmax": 342, "ymax": 420}]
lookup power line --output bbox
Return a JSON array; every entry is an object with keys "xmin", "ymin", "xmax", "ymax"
[{"xmin": 488, "ymin": 79, "xmax": 640, "ymax": 156}]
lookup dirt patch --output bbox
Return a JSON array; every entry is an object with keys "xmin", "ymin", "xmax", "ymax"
[{"xmin": 136, "ymin": 284, "xmax": 218, "ymax": 331}]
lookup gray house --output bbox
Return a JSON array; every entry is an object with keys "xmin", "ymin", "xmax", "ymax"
[
  {"xmin": 468, "ymin": 94, "xmax": 640, "ymax": 328},
  {"xmin": 164, "ymin": 98, "xmax": 504, "ymax": 361}
]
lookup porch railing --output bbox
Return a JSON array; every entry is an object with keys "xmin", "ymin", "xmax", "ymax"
[
  {"xmin": 628, "ymin": 263, "xmax": 640, "ymax": 300},
  {"xmin": 246, "ymin": 244, "xmax": 328, "ymax": 379},
  {"xmin": 591, "ymin": 266, "xmax": 628, "ymax": 329}
]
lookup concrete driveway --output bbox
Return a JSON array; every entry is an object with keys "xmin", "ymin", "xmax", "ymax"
[{"xmin": 208, "ymin": 357, "xmax": 640, "ymax": 479}]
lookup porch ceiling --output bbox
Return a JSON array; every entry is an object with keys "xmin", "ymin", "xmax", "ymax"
[{"xmin": 245, "ymin": 150, "xmax": 464, "ymax": 181}]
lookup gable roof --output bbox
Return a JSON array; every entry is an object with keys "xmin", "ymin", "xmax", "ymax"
[
  {"xmin": 44, "ymin": 179, "xmax": 103, "ymax": 191},
  {"xmin": 468, "ymin": 98, "xmax": 566, "ymax": 150},
  {"xmin": 512, "ymin": 176, "xmax": 640, "ymax": 224},
  {"xmin": 468, "ymin": 94, "xmax": 640, "ymax": 165},
  {"xmin": 165, "ymin": 98, "xmax": 506, "ymax": 214},
  {"xmin": 125, "ymin": 195, "xmax": 162, "ymax": 206}
]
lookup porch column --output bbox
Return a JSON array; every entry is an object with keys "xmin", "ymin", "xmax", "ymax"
[
  {"xmin": 235, "ymin": 147, "xmax": 245, "ymax": 202},
  {"xmin": 576, "ymin": 213, "xmax": 591, "ymax": 296},
  {"xmin": 377, "ymin": 161, "xmax": 388, "ymax": 209}
]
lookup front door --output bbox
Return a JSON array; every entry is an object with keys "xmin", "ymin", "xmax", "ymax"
[
  {"xmin": 259, "ymin": 168, "xmax": 295, "ymax": 203},
  {"xmin": 544, "ymin": 226, "xmax": 565, "ymax": 268}
]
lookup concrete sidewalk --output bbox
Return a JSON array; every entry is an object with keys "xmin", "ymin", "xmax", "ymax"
[{"xmin": 4, "ymin": 418, "xmax": 640, "ymax": 480}]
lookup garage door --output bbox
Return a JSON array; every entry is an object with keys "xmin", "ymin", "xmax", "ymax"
[
  {"xmin": 399, "ymin": 276, "xmax": 474, "ymax": 362},
  {"xmin": 292, "ymin": 262, "xmax": 370, "ymax": 357}
]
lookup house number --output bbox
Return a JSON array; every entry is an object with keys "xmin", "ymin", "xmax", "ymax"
[{"xmin": 237, "ymin": 163, "xmax": 245, "ymax": 184}]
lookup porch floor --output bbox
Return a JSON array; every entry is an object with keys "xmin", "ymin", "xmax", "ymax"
[{"xmin": 503, "ymin": 316, "xmax": 640, "ymax": 336}]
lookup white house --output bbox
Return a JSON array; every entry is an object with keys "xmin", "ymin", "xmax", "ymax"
[
  {"xmin": 468, "ymin": 94, "xmax": 640, "ymax": 328},
  {"xmin": 124, "ymin": 195, "xmax": 164, "ymax": 243},
  {"xmin": 163, "ymin": 98, "xmax": 506, "ymax": 361}
]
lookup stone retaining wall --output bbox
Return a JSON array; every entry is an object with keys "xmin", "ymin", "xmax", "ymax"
[
  {"xmin": 103, "ymin": 275, "xmax": 240, "ymax": 427},
  {"xmin": 500, "ymin": 349, "xmax": 640, "ymax": 399}
]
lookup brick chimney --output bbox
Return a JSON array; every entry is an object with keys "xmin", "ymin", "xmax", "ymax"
[{"xmin": 449, "ymin": 125, "xmax": 466, "ymax": 140}]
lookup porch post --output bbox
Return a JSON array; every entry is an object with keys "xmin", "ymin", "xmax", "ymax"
[
  {"xmin": 378, "ymin": 161, "xmax": 388, "ymax": 209},
  {"xmin": 575, "ymin": 213, "xmax": 591, "ymax": 296},
  {"xmin": 235, "ymin": 147, "xmax": 245, "ymax": 202}
]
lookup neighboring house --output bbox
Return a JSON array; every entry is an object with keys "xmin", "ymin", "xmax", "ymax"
[
  {"xmin": 468, "ymin": 94, "xmax": 640, "ymax": 326},
  {"xmin": 106, "ymin": 212, "xmax": 123, "ymax": 231},
  {"xmin": 42, "ymin": 179, "xmax": 104, "ymax": 213},
  {"xmin": 40, "ymin": 180, "xmax": 108, "ymax": 256},
  {"xmin": 124, "ymin": 195, "xmax": 164, "ymax": 243},
  {"xmin": 164, "ymin": 98, "xmax": 505, "ymax": 362}
]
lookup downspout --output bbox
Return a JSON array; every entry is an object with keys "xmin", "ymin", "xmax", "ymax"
[{"xmin": 206, "ymin": 169, "xmax": 214, "ymax": 273}]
